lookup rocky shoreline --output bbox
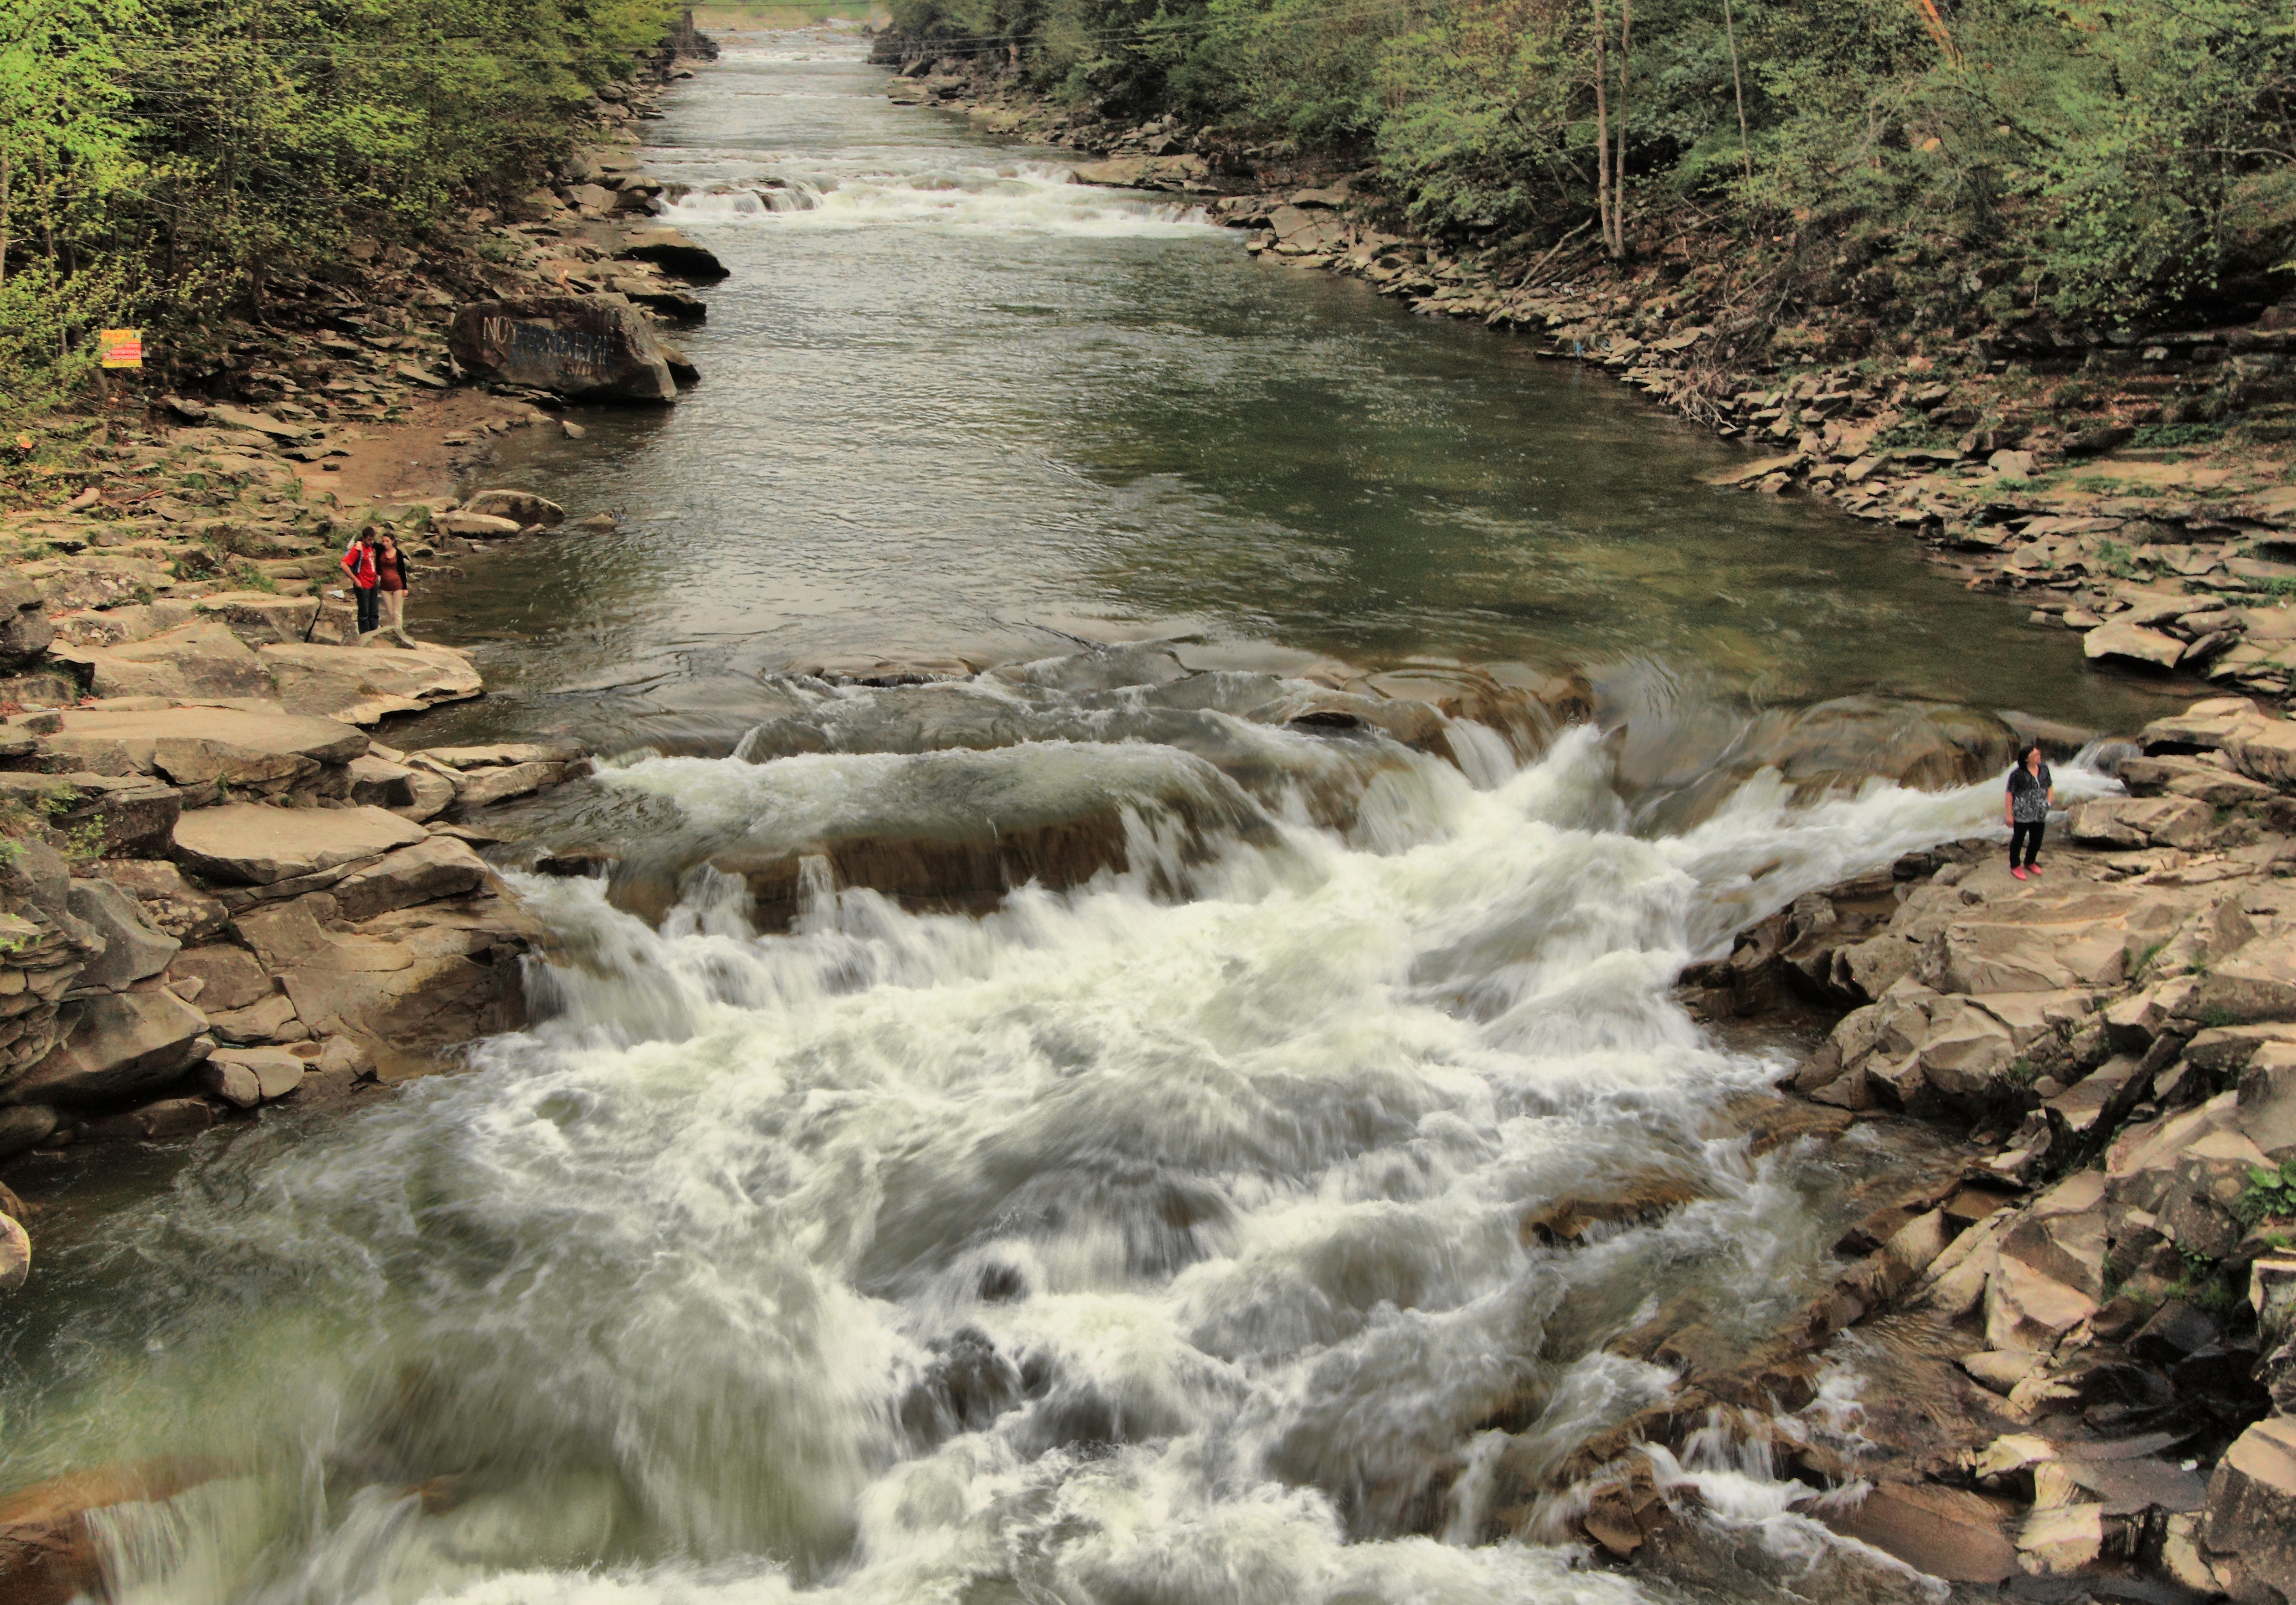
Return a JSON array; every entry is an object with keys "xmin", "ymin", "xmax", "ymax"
[
  {"xmin": 0, "ymin": 34, "xmax": 730, "ymax": 1279},
  {"xmin": 1612, "ymin": 697, "xmax": 2296, "ymax": 1600}
]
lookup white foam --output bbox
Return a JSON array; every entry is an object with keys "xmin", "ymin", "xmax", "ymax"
[{"xmin": 28, "ymin": 722, "xmax": 2070, "ymax": 1602}]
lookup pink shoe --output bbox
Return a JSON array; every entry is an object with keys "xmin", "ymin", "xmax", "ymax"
[
  {"xmin": 2025, "ymin": 862, "xmax": 2042, "ymax": 876},
  {"xmin": 2011, "ymin": 867, "xmax": 2029, "ymax": 880}
]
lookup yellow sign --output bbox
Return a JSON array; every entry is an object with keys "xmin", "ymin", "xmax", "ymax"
[{"xmin": 99, "ymin": 328, "xmax": 143, "ymax": 369}]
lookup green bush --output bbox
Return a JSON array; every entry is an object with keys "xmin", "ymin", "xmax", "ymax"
[
  {"xmin": 887, "ymin": 0, "xmax": 2296, "ymax": 322},
  {"xmin": 0, "ymin": 0, "xmax": 689, "ymax": 422}
]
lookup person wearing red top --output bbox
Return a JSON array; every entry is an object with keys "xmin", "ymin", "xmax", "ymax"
[{"xmin": 340, "ymin": 528, "xmax": 380, "ymax": 637}]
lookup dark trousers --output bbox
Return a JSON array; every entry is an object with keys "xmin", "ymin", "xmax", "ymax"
[
  {"xmin": 2010, "ymin": 820, "xmax": 2045, "ymax": 867},
  {"xmin": 354, "ymin": 587, "xmax": 379, "ymax": 634}
]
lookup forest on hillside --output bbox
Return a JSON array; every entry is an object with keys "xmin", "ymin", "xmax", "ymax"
[
  {"xmin": 887, "ymin": 0, "xmax": 2295, "ymax": 328},
  {"xmin": 0, "ymin": 0, "xmax": 688, "ymax": 419}
]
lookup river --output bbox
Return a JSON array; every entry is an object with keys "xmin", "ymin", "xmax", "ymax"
[{"xmin": 0, "ymin": 23, "xmax": 2163, "ymax": 1605}]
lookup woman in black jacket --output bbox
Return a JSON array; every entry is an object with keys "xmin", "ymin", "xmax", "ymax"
[{"xmin": 2005, "ymin": 742, "xmax": 2054, "ymax": 880}]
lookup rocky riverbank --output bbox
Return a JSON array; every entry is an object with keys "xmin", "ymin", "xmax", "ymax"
[
  {"xmin": 876, "ymin": 39, "xmax": 2296, "ymax": 711},
  {"xmin": 0, "ymin": 29, "xmax": 733, "ymax": 1292},
  {"xmin": 1588, "ymin": 694, "xmax": 2296, "ymax": 1601}
]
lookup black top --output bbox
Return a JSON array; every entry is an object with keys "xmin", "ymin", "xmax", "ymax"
[{"xmin": 2007, "ymin": 763, "xmax": 2052, "ymax": 822}]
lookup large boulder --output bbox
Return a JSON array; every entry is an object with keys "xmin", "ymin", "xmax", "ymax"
[
  {"xmin": 172, "ymin": 803, "xmax": 426, "ymax": 886},
  {"xmin": 2201, "ymin": 1416, "xmax": 2296, "ymax": 1605},
  {"xmin": 2067, "ymin": 794, "xmax": 2214, "ymax": 850},
  {"xmin": 63, "ymin": 879, "xmax": 179, "ymax": 995},
  {"xmin": 3, "ymin": 989, "xmax": 210, "ymax": 1105},
  {"xmin": 255, "ymin": 641, "xmax": 483, "ymax": 726},
  {"xmin": 235, "ymin": 893, "xmax": 537, "ymax": 1078},
  {"xmin": 51, "ymin": 623, "xmax": 274, "ymax": 701},
  {"xmin": 2086, "ymin": 620, "xmax": 2185, "ymax": 669},
  {"xmin": 0, "ymin": 581, "xmax": 54, "ymax": 670},
  {"xmin": 614, "ymin": 227, "xmax": 728, "ymax": 282},
  {"xmin": 447, "ymin": 294, "xmax": 677, "ymax": 403}
]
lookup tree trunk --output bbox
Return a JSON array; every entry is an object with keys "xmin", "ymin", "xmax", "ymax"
[
  {"xmin": 0, "ymin": 145, "xmax": 11, "ymax": 290},
  {"xmin": 1615, "ymin": 0, "xmax": 1633, "ymax": 253},
  {"xmin": 1723, "ymin": 0, "xmax": 1752, "ymax": 182},
  {"xmin": 1591, "ymin": 0, "xmax": 1616, "ymax": 255}
]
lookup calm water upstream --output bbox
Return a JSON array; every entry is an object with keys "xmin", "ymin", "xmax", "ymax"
[
  {"xmin": 0, "ymin": 24, "xmax": 2158, "ymax": 1605},
  {"xmin": 408, "ymin": 27, "xmax": 2177, "ymax": 752}
]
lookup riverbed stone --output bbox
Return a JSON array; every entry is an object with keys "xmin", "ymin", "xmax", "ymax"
[
  {"xmin": 76, "ymin": 1095, "xmax": 215, "ymax": 1142},
  {"xmin": 2201, "ymin": 1416, "xmax": 2296, "ymax": 1605},
  {"xmin": 329, "ymin": 836, "xmax": 488, "ymax": 922},
  {"xmin": 5, "ymin": 989, "xmax": 210, "ymax": 1105},
  {"xmin": 171, "ymin": 803, "xmax": 426, "ymax": 885},
  {"xmin": 207, "ymin": 1045, "xmax": 305, "ymax": 1101},
  {"xmin": 2086, "ymin": 620, "xmax": 2186, "ymax": 669},
  {"xmin": 100, "ymin": 860, "xmax": 228, "ymax": 942},
  {"xmin": 52, "ymin": 622, "xmax": 275, "ymax": 702},
  {"xmin": 63, "ymin": 879, "xmax": 179, "ymax": 995},
  {"xmin": 237, "ymin": 893, "xmax": 536, "ymax": 1078},
  {"xmin": 206, "ymin": 991, "xmax": 302, "ymax": 1045},
  {"xmin": 195, "ymin": 1055, "xmax": 260, "ymax": 1108},
  {"xmin": 447, "ymin": 294, "xmax": 678, "ymax": 403},
  {"xmin": 614, "ymin": 225, "xmax": 727, "ymax": 282},
  {"xmin": 2067, "ymin": 794, "xmax": 2213, "ymax": 849},
  {"xmin": 434, "ymin": 510, "xmax": 523, "ymax": 538},
  {"xmin": 255, "ymin": 640, "xmax": 483, "ymax": 725},
  {"xmin": 38, "ymin": 706, "xmax": 368, "ymax": 795},
  {"xmin": 0, "ymin": 1210, "xmax": 26, "ymax": 1292},
  {"xmin": 0, "ymin": 1105, "xmax": 58, "ymax": 1160},
  {"xmin": 1825, "ymin": 1480, "xmax": 2016, "ymax": 1583},
  {"xmin": 461, "ymin": 490, "xmax": 565, "ymax": 528}
]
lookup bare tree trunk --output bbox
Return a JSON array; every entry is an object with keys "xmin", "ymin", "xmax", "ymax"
[
  {"xmin": 0, "ymin": 145, "xmax": 11, "ymax": 290},
  {"xmin": 1591, "ymin": 0, "xmax": 1617, "ymax": 255},
  {"xmin": 1723, "ymin": 0, "xmax": 1752, "ymax": 182},
  {"xmin": 1615, "ymin": 0, "xmax": 1632, "ymax": 252}
]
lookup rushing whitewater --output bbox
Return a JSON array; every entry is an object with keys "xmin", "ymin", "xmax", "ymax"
[{"xmin": 8, "ymin": 712, "xmax": 2109, "ymax": 1603}]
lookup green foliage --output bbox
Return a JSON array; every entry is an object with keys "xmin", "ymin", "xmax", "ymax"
[
  {"xmin": 889, "ymin": 0, "xmax": 2295, "ymax": 322},
  {"xmin": 0, "ymin": 0, "xmax": 688, "ymax": 420},
  {"xmin": 2170, "ymin": 1247, "xmax": 2244, "ymax": 1314},
  {"xmin": 2132, "ymin": 421, "xmax": 2230, "ymax": 449},
  {"xmin": 2241, "ymin": 1159, "xmax": 2296, "ymax": 1226},
  {"xmin": 2097, "ymin": 539, "xmax": 2135, "ymax": 579},
  {"xmin": 59, "ymin": 815, "xmax": 105, "ymax": 867}
]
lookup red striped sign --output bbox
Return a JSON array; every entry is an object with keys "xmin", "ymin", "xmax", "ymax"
[{"xmin": 99, "ymin": 329, "xmax": 143, "ymax": 369}]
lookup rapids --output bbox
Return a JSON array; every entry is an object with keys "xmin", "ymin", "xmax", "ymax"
[
  {"xmin": 6, "ymin": 712, "xmax": 2113, "ymax": 1603},
  {"xmin": 0, "ymin": 20, "xmax": 2157, "ymax": 1605}
]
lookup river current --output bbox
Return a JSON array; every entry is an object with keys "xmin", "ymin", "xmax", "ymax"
[{"xmin": 0, "ymin": 23, "xmax": 2160, "ymax": 1605}]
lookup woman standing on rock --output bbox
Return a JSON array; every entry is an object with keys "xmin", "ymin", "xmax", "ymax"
[
  {"xmin": 2006, "ymin": 742, "xmax": 2054, "ymax": 879},
  {"xmin": 374, "ymin": 531, "xmax": 414, "ymax": 646}
]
